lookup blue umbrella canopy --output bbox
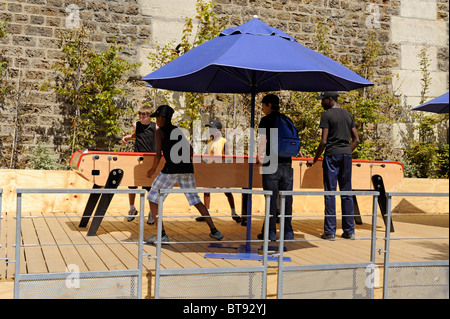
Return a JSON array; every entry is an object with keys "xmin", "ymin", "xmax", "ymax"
[
  {"xmin": 411, "ymin": 92, "xmax": 449, "ymax": 114},
  {"xmin": 142, "ymin": 17, "xmax": 373, "ymax": 256},
  {"xmin": 143, "ymin": 17, "xmax": 373, "ymax": 93}
]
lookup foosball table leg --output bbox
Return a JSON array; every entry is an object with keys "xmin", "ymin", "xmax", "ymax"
[
  {"xmin": 77, "ymin": 169, "xmax": 124, "ymax": 236},
  {"xmin": 87, "ymin": 168, "xmax": 124, "ymax": 236},
  {"xmin": 352, "ymin": 195, "xmax": 363, "ymax": 225},
  {"xmin": 87, "ymin": 192, "xmax": 115, "ymax": 236},
  {"xmin": 79, "ymin": 184, "xmax": 102, "ymax": 228},
  {"xmin": 372, "ymin": 174, "xmax": 394, "ymax": 232}
]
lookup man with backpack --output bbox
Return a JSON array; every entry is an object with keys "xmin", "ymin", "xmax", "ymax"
[{"xmin": 257, "ymin": 94, "xmax": 302, "ymax": 241}]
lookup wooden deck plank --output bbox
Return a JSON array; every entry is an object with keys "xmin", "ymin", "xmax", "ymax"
[
  {"xmin": 21, "ymin": 212, "xmax": 47, "ymax": 274},
  {"xmin": 57, "ymin": 215, "xmax": 108, "ymax": 272},
  {"xmin": 0, "ymin": 210, "xmax": 7, "ymax": 279},
  {"xmin": 165, "ymin": 218, "xmax": 253, "ymax": 269},
  {"xmin": 32, "ymin": 212, "xmax": 67, "ymax": 273},
  {"xmin": 5, "ymin": 212, "xmax": 18, "ymax": 279},
  {"xmin": 97, "ymin": 218, "xmax": 143, "ymax": 270},
  {"xmin": 171, "ymin": 217, "xmax": 263, "ymax": 268},
  {"xmin": 42, "ymin": 213, "xmax": 91, "ymax": 272},
  {"xmin": 0, "ymin": 209, "xmax": 447, "ymax": 284},
  {"xmin": 81, "ymin": 224, "xmax": 128, "ymax": 271},
  {"xmin": 102, "ymin": 213, "xmax": 191, "ymax": 271}
]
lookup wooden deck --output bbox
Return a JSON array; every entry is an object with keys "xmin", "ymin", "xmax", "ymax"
[{"xmin": 1, "ymin": 207, "xmax": 448, "ymax": 298}]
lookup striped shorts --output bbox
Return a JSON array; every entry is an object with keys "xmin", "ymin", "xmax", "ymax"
[{"xmin": 147, "ymin": 172, "xmax": 202, "ymax": 206}]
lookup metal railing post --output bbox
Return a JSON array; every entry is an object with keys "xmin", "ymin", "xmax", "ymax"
[
  {"xmin": 368, "ymin": 194, "xmax": 379, "ymax": 299},
  {"xmin": 137, "ymin": 191, "xmax": 145, "ymax": 299},
  {"xmin": 154, "ymin": 191, "xmax": 164, "ymax": 299},
  {"xmin": 0, "ymin": 189, "xmax": 3, "ymax": 249},
  {"xmin": 276, "ymin": 194, "xmax": 287, "ymax": 298},
  {"xmin": 14, "ymin": 191, "xmax": 22, "ymax": 299},
  {"xmin": 261, "ymin": 193, "xmax": 271, "ymax": 298},
  {"xmin": 382, "ymin": 193, "xmax": 392, "ymax": 299}
]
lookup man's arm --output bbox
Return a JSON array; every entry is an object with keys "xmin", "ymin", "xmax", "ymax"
[
  {"xmin": 147, "ymin": 129, "xmax": 163, "ymax": 178},
  {"xmin": 306, "ymin": 128, "xmax": 328, "ymax": 167},
  {"xmin": 350, "ymin": 127, "xmax": 360, "ymax": 152},
  {"xmin": 122, "ymin": 122, "xmax": 137, "ymax": 144},
  {"xmin": 256, "ymin": 133, "xmax": 266, "ymax": 164}
]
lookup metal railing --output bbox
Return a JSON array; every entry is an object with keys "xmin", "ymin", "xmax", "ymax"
[
  {"xmin": 6, "ymin": 187, "xmax": 448, "ymax": 299},
  {"xmin": 13, "ymin": 188, "xmax": 146, "ymax": 299},
  {"xmin": 277, "ymin": 190, "xmax": 380, "ymax": 299},
  {"xmin": 0, "ymin": 188, "xmax": 3, "ymax": 250},
  {"xmin": 382, "ymin": 192, "xmax": 449, "ymax": 299},
  {"xmin": 152, "ymin": 188, "xmax": 273, "ymax": 299}
]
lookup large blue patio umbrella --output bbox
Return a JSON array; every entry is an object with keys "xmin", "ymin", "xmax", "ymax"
[
  {"xmin": 143, "ymin": 17, "xmax": 373, "ymax": 258},
  {"xmin": 143, "ymin": 16, "xmax": 372, "ymax": 184},
  {"xmin": 412, "ymin": 92, "xmax": 449, "ymax": 114}
]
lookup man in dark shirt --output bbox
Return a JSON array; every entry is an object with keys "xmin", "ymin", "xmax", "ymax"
[
  {"xmin": 257, "ymin": 94, "xmax": 301, "ymax": 241},
  {"xmin": 307, "ymin": 91, "xmax": 360, "ymax": 240},
  {"xmin": 145, "ymin": 104, "xmax": 223, "ymax": 245}
]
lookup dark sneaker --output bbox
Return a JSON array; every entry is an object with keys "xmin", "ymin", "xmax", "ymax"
[
  {"xmin": 257, "ymin": 231, "xmax": 276, "ymax": 241},
  {"xmin": 195, "ymin": 216, "xmax": 206, "ymax": 222},
  {"xmin": 145, "ymin": 234, "xmax": 169, "ymax": 245},
  {"xmin": 341, "ymin": 232, "xmax": 356, "ymax": 240},
  {"xmin": 231, "ymin": 214, "xmax": 242, "ymax": 223},
  {"xmin": 209, "ymin": 230, "xmax": 224, "ymax": 240},
  {"xmin": 284, "ymin": 231, "xmax": 294, "ymax": 240},
  {"xmin": 127, "ymin": 208, "xmax": 138, "ymax": 222},
  {"xmin": 321, "ymin": 233, "xmax": 336, "ymax": 241}
]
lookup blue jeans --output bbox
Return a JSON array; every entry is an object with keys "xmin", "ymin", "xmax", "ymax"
[
  {"xmin": 322, "ymin": 154, "xmax": 354, "ymax": 235},
  {"xmin": 262, "ymin": 162, "xmax": 293, "ymax": 235}
]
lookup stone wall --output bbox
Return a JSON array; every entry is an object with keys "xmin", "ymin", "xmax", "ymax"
[
  {"xmin": 0, "ymin": 0, "xmax": 448, "ymax": 166},
  {"xmin": 0, "ymin": 0, "xmax": 155, "ymax": 164}
]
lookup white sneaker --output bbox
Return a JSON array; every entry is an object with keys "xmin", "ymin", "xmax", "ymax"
[
  {"xmin": 127, "ymin": 208, "xmax": 138, "ymax": 222},
  {"xmin": 147, "ymin": 213, "xmax": 155, "ymax": 225},
  {"xmin": 145, "ymin": 234, "xmax": 169, "ymax": 245}
]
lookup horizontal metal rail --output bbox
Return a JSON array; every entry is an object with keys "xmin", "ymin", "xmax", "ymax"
[
  {"xmin": 154, "ymin": 187, "xmax": 273, "ymax": 299},
  {"xmin": 14, "ymin": 187, "xmax": 146, "ymax": 299},
  {"xmin": 383, "ymin": 192, "xmax": 449, "ymax": 299},
  {"xmin": 277, "ymin": 190, "xmax": 380, "ymax": 299}
]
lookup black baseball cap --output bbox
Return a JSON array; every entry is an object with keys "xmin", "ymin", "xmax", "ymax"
[
  {"xmin": 205, "ymin": 120, "xmax": 222, "ymax": 130},
  {"xmin": 316, "ymin": 91, "xmax": 340, "ymax": 100},
  {"xmin": 150, "ymin": 104, "xmax": 174, "ymax": 118}
]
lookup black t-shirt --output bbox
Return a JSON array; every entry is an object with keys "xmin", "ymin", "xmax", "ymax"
[
  {"xmin": 134, "ymin": 121, "xmax": 156, "ymax": 152},
  {"xmin": 258, "ymin": 111, "xmax": 292, "ymax": 167},
  {"xmin": 319, "ymin": 108, "xmax": 355, "ymax": 156},
  {"xmin": 160, "ymin": 124, "xmax": 194, "ymax": 174}
]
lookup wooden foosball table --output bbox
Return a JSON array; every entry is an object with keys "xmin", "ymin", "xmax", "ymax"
[{"xmin": 70, "ymin": 150, "xmax": 404, "ymax": 236}]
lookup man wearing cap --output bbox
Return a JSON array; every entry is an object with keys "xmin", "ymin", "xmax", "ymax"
[
  {"xmin": 307, "ymin": 91, "xmax": 360, "ymax": 240},
  {"xmin": 195, "ymin": 119, "xmax": 241, "ymax": 223},
  {"xmin": 145, "ymin": 104, "xmax": 224, "ymax": 244}
]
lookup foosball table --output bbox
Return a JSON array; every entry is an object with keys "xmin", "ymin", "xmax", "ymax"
[{"xmin": 70, "ymin": 150, "xmax": 404, "ymax": 235}]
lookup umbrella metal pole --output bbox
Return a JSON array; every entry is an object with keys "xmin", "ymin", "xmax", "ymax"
[{"xmin": 245, "ymin": 78, "xmax": 256, "ymax": 252}]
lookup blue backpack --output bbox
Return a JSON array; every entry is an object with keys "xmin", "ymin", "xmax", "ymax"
[{"xmin": 273, "ymin": 114, "xmax": 300, "ymax": 157}]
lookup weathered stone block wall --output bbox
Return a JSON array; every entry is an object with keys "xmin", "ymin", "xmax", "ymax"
[
  {"xmin": 0, "ymin": 0, "xmax": 448, "ymax": 166},
  {"xmin": 0, "ymin": 0, "xmax": 154, "ymax": 162}
]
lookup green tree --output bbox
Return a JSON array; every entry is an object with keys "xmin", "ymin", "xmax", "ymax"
[
  {"xmin": 286, "ymin": 23, "xmax": 402, "ymax": 160},
  {"xmin": 45, "ymin": 25, "xmax": 140, "ymax": 155},
  {"xmin": 147, "ymin": 0, "xmax": 226, "ymax": 130},
  {"xmin": 403, "ymin": 47, "xmax": 449, "ymax": 178},
  {"xmin": 0, "ymin": 20, "xmax": 11, "ymax": 105}
]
